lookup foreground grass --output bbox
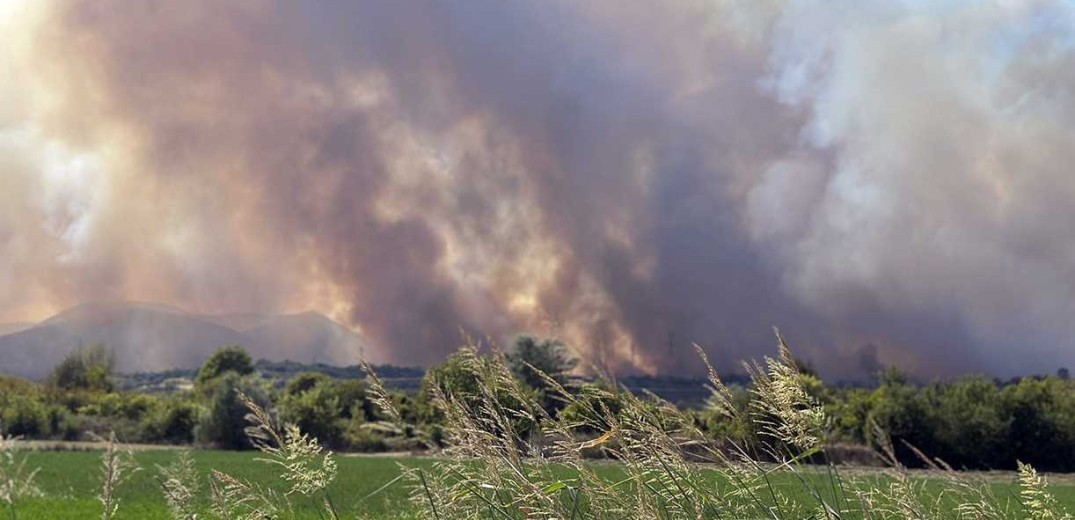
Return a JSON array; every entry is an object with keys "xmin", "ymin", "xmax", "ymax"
[
  {"xmin": 17, "ymin": 451, "xmax": 426, "ymax": 519},
  {"xmin": 12, "ymin": 450, "xmax": 1075, "ymax": 519}
]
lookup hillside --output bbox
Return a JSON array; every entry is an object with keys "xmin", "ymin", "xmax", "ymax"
[{"xmin": 0, "ymin": 302, "xmax": 369, "ymax": 379}]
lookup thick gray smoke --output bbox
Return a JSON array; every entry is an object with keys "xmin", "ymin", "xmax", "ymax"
[{"xmin": 1, "ymin": 0, "xmax": 1073, "ymax": 376}]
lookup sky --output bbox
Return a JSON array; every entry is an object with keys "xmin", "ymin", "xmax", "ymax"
[{"xmin": 1, "ymin": 0, "xmax": 1074, "ymax": 377}]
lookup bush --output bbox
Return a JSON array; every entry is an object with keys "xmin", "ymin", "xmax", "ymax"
[
  {"xmin": 0, "ymin": 375, "xmax": 37, "ymax": 396},
  {"xmin": 142, "ymin": 399, "xmax": 199, "ymax": 444},
  {"xmin": 78, "ymin": 393, "xmax": 162, "ymax": 421},
  {"xmin": 343, "ymin": 419, "xmax": 388, "ymax": 452},
  {"xmin": 53, "ymin": 409, "xmax": 81, "ymax": 441},
  {"xmin": 335, "ymin": 380, "xmax": 370, "ymax": 420},
  {"xmin": 279, "ymin": 381, "xmax": 344, "ymax": 448},
  {"xmin": 283, "ymin": 372, "xmax": 332, "ymax": 397},
  {"xmin": 195, "ymin": 373, "xmax": 269, "ymax": 450},
  {"xmin": 2, "ymin": 397, "xmax": 51, "ymax": 437}
]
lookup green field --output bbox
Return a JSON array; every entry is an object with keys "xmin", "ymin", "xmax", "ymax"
[
  {"xmin": 11, "ymin": 450, "xmax": 1075, "ymax": 519},
  {"xmin": 15, "ymin": 451, "xmax": 427, "ymax": 519}
]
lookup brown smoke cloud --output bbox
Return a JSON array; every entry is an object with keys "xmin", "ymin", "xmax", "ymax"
[{"xmin": 1, "ymin": 0, "xmax": 1074, "ymax": 376}]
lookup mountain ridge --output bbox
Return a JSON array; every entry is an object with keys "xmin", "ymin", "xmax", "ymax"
[{"xmin": 0, "ymin": 302, "xmax": 369, "ymax": 379}]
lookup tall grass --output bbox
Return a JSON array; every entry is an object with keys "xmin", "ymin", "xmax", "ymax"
[
  {"xmin": 362, "ymin": 331, "xmax": 1074, "ymax": 520},
  {"xmin": 152, "ymin": 393, "xmax": 341, "ymax": 520},
  {"xmin": 95, "ymin": 430, "xmax": 140, "ymax": 520},
  {"xmin": 0, "ymin": 432, "xmax": 40, "ymax": 520}
]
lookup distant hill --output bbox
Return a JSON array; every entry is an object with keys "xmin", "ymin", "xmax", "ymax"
[
  {"xmin": 0, "ymin": 302, "xmax": 369, "ymax": 379},
  {"xmin": 243, "ymin": 312, "xmax": 368, "ymax": 364},
  {"xmin": 192, "ymin": 312, "xmax": 276, "ymax": 332},
  {"xmin": 0, "ymin": 322, "xmax": 33, "ymax": 335}
]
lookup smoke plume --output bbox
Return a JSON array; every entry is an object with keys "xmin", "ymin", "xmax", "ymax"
[{"xmin": 1, "ymin": 0, "xmax": 1074, "ymax": 376}]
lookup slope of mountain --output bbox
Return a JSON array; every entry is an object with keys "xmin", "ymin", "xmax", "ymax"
[
  {"xmin": 193, "ymin": 312, "xmax": 275, "ymax": 332},
  {"xmin": 0, "ymin": 303, "xmax": 369, "ymax": 379},
  {"xmin": 0, "ymin": 322, "xmax": 33, "ymax": 335},
  {"xmin": 243, "ymin": 312, "xmax": 365, "ymax": 366}
]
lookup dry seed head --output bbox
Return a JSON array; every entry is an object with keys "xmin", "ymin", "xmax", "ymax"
[
  {"xmin": 1018, "ymin": 461, "xmax": 1073, "ymax": 520},
  {"xmin": 156, "ymin": 450, "xmax": 199, "ymax": 520},
  {"xmin": 747, "ymin": 332, "xmax": 826, "ymax": 452}
]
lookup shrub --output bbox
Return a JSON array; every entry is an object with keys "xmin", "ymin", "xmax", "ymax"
[
  {"xmin": 1, "ymin": 397, "xmax": 50, "ymax": 437},
  {"xmin": 79, "ymin": 393, "xmax": 162, "ymax": 422},
  {"xmin": 283, "ymin": 372, "xmax": 332, "ymax": 397},
  {"xmin": 279, "ymin": 382, "xmax": 344, "ymax": 448},
  {"xmin": 53, "ymin": 409, "xmax": 81, "ymax": 441},
  {"xmin": 142, "ymin": 399, "xmax": 199, "ymax": 445},
  {"xmin": 342, "ymin": 418, "xmax": 388, "ymax": 452},
  {"xmin": 334, "ymin": 380, "xmax": 370, "ymax": 420},
  {"xmin": 194, "ymin": 373, "xmax": 269, "ymax": 450}
]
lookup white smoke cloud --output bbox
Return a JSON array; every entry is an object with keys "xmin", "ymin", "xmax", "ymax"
[{"xmin": 752, "ymin": 0, "xmax": 1075, "ymax": 374}]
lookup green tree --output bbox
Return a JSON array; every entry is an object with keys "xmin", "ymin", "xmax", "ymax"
[
  {"xmin": 47, "ymin": 344, "xmax": 115, "ymax": 392},
  {"xmin": 420, "ymin": 350, "xmax": 483, "ymax": 408},
  {"xmin": 506, "ymin": 334, "xmax": 577, "ymax": 415},
  {"xmin": 925, "ymin": 376, "xmax": 1010, "ymax": 468},
  {"xmin": 506, "ymin": 335, "xmax": 577, "ymax": 388},
  {"xmin": 1001, "ymin": 377, "xmax": 1075, "ymax": 471},
  {"xmin": 284, "ymin": 372, "xmax": 333, "ymax": 397},
  {"xmin": 194, "ymin": 372, "xmax": 268, "ymax": 450},
  {"xmin": 864, "ymin": 374, "xmax": 937, "ymax": 465},
  {"xmin": 280, "ymin": 381, "xmax": 344, "ymax": 448},
  {"xmin": 196, "ymin": 345, "xmax": 254, "ymax": 385}
]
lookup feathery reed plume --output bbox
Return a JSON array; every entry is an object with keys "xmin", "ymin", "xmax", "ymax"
[
  {"xmin": 361, "ymin": 361, "xmax": 410, "ymax": 439},
  {"xmin": 258, "ymin": 423, "xmax": 338, "ymax": 498},
  {"xmin": 95, "ymin": 431, "xmax": 140, "ymax": 520},
  {"xmin": 0, "ymin": 432, "xmax": 40, "ymax": 520},
  {"xmin": 152, "ymin": 392, "xmax": 345, "ymax": 520},
  {"xmin": 208, "ymin": 469, "xmax": 282, "ymax": 520},
  {"xmin": 243, "ymin": 392, "xmax": 340, "ymax": 519},
  {"xmin": 695, "ymin": 343, "xmax": 736, "ymax": 420},
  {"xmin": 156, "ymin": 450, "xmax": 199, "ymax": 520},
  {"xmin": 1018, "ymin": 461, "xmax": 1073, "ymax": 520},
  {"xmin": 746, "ymin": 328, "xmax": 826, "ymax": 454}
]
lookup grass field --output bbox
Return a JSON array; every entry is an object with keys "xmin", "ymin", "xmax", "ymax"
[
  {"xmin": 15, "ymin": 451, "xmax": 428, "ymax": 519},
  {"xmin": 10, "ymin": 450, "xmax": 1075, "ymax": 519}
]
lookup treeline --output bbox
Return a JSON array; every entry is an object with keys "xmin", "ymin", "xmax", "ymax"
[
  {"xmin": 820, "ymin": 369, "xmax": 1075, "ymax": 471},
  {"xmin": 3, "ymin": 338, "xmax": 1075, "ymax": 472},
  {"xmin": 0, "ymin": 345, "xmax": 410, "ymax": 451},
  {"xmin": 117, "ymin": 359, "xmax": 424, "ymax": 393}
]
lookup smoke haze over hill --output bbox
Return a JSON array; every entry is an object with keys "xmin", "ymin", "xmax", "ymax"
[
  {"xmin": 0, "ymin": 303, "xmax": 367, "ymax": 378},
  {"xmin": 1, "ymin": 1, "xmax": 1075, "ymax": 377}
]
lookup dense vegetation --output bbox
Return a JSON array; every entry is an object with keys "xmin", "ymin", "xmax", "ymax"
[
  {"xmin": 3, "ymin": 335, "xmax": 1075, "ymax": 473},
  {"xmin": 3, "ymin": 332, "xmax": 1075, "ymax": 519}
]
